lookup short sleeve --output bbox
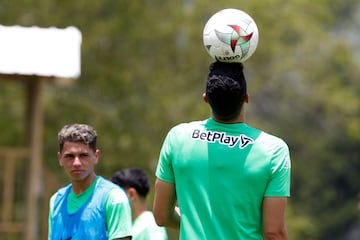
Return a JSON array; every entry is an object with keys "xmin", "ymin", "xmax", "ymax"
[
  {"xmin": 48, "ymin": 193, "xmax": 57, "ymax": 239},
  {"xmin": 264, "ymin": 139, "xmax": 291, "ymax": 197},
  {"xmin": 105, "ymin": 187, "xmax": 132, "ymax": 239},
  {"xmin": 156, "ymin": 130, "xmax": 176, "ymax": 184}
]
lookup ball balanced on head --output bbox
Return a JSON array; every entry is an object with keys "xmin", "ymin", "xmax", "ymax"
[{"xmin": 203, "ymin": 8, "xmax": 259, "ymax": 63}]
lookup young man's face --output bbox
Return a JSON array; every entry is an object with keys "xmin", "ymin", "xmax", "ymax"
[{"xmin": 57, "ymin": 141, "xmax": 100, "ymax": 182}]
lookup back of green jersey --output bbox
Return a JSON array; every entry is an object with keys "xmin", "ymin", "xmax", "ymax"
[{"xmin": 156, "ymin": 118, "xmax": 291, "ymax": 240}]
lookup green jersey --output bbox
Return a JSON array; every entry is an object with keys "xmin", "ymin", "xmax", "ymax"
[
  {"xmin": 132, "ymin": 211, "xmax": 168, "ymax": 240},
  {"xmin": 156, "ymin": 118, "xmax": 291, "ymax": 240}
]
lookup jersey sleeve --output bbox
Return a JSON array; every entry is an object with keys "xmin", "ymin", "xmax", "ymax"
[
  {"xmin": 105, "ymin": 187, "xmax": 132, "ymax": 239},
  {"xmin": 48, "ymin": 193, "xmax": 57, "ymax": 240},
  {"xmin": 155, "ymin": 129, "xmax": 176, "ymax": 184},
  {"xmin": 264, "ymin": 139, "xmax": 291, "ymax": 197}
]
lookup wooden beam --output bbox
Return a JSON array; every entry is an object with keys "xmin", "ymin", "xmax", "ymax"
[
  {"xmin": 0, "ymin": 223, "xmax": 25, "ymax": 232},
  {"xmin": 25, "ymin": 78, "xmax": 44, "ymax": 240},
  {"xmin": 1, "ymin": 155, "xmax": 15, "ymax": 222},
  {"xmin": 0, "ymin": 148, "xmax": 30, "ymax": 157},
  {"xmin": 0, "ymin": 148, "xmax": 29, "ymax": 223},
  {"xmin": 0, "ymin": 73, "xmax": 74, "ymax": 86}
]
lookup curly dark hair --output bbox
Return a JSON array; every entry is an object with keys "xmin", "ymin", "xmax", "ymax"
[
  {"xmin": 58, "ymin": 123, "xmax": 97, "ymax": 152},
  {"xmin": 205, "ymin": 61, "xmax": 247, "ymax": 121}
]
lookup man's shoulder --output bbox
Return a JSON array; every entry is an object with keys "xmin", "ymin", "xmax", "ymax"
[
  {"xmin": 104, "ymin": 184, "xmax": 129, "ymax": 205},
  {"xmin": 133, "ymin": 211, "xmax": 168, "ymax": 239},
  {"xmin": 97, "ymin": 176, "xmax": 118, "ymax": 188},
  {"xmin": 254, "ymin": 131, "xmax": 290, "ymax": 156},
  {"xmin": 51, "ymin": 183, "xmax": 71, "ymax": 199},
  {"xmin": 170, "ymin": 120, "xmax": 206, "ymax": 132},
  {"xmin": 136, "ymin": 211, "xmax": 156, "ymax": 222},
  {"xmin": 257, "ymin": 131, "xmax": 288, "ymax": 145},
  {"xmin": 91, "ymin": 177, "xmax": 128, "ymax": 206}
]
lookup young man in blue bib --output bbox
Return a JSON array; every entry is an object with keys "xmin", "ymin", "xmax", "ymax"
[{"xmin": 48, "ymin": 123, "xmax": 132, "ymax": 240}]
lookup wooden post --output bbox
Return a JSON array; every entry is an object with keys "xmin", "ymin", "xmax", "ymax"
[
  {"xmin": 25, "ymin": 77, "xmax": 44, "ymax": 240},
  {"xmin": 1, "ymin": 154, "xmax": 15, "ymax": 222}
]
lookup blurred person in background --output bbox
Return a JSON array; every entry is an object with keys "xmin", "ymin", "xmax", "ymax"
[{"xmin": 111, "ymin": 168, "xmax": 168, "ymax": 240}]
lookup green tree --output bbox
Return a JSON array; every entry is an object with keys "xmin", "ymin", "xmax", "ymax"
[{"xmin": 0, "ymin": 0, "xmax": 359, "ymax": 239}]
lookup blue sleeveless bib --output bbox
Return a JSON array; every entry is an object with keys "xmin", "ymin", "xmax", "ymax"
[{"xmin": 50, "ymin": 177, "xmax": 117, "ymax": 240}]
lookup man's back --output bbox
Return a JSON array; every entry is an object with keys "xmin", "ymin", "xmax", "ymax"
[{"xmin": 156, "ymin": 118, "xmax": 290, "ymax": 239}]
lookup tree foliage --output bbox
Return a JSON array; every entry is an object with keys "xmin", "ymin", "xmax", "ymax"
[{"xmin": 0, "ymin": 0, "xmax": 359, "ymax": 239}]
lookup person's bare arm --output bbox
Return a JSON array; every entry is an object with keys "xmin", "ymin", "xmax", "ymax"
[
  {"xmin": 262, "ymin": 197, "xmax": 288, "ymax": 240},
  {"xmin": 153, "ymin": 178, "xmax": 180, "ymax": 229}
]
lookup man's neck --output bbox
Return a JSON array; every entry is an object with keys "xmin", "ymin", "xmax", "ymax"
[
  {"xmin": 72, "ymin": 173, "xmax": 97, "ymax": 195},
  {"xmin": 132, "ymin": 200, "xmax": 147, "ymax": 222},
  {"xmin": 213, "ymin": 110, "xmax": 246, "ymax": 124}
]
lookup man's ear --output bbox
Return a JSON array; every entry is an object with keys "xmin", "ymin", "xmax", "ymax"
[
  {"xmin": 244, "ymin": 93, "xmax": 249, "ymax": 103},
  {"xmin": 94, "ymin": 149, "xmax": 101, "ymax": 164},
  {"xmin": 57, "ymin": 152, "xmax": 63, "ymax": 166},
  {"xmin": 127, "ymin": 187, "xmax": 137, "ymax": 200},
  {"xmin": 202, "ymin": 93, "xmax": 208, "ymax": 103}
]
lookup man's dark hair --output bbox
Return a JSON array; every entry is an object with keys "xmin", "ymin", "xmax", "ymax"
[
  {"xmin": 206, "ymin": 61, "xmax": 247, "ymax": 121},
  {"xmin": 111, "ymin": 168, "xmax": 150, "ymax": 199},
  {"xmin": 57, "ymin": 123, "xmax": 97, "ymax": 152}
]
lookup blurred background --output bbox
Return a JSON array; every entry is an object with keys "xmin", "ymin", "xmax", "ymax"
[{"xmin": 0, "ymin": 0, "xmax": 359, "ymax": 239}]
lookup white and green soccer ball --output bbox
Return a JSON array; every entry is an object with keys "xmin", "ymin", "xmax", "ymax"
[{"xmin": 203, "ymin": 8, "xmax": 259, "ymax": 63}]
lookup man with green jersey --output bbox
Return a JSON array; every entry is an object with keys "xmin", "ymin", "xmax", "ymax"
[
  {"xmin": 48, "ymin": 124, "xmax": 132, "ymax": 240},
  {"xmin": 153, "ymin": 61, "xmax": 291, "ymax": 240}
]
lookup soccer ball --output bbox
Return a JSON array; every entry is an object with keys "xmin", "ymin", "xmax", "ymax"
[{"xmin": 203, "ymin": 8, "xmax": 259, "ymax": 63}]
